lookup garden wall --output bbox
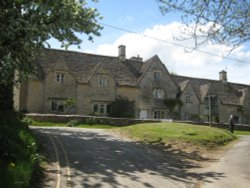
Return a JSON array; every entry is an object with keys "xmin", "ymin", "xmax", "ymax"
[{"xmin": 25, "ymin": 113, "xmax": 160, "ymax": 126}]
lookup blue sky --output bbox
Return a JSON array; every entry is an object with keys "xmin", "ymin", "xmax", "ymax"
[{"xmin": 49, "ymin": 0, "xmax": 250, "ymax": 85}]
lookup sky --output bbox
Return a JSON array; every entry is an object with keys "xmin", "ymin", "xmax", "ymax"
[{"xmin": 49, "ymin": 0, "xmax": 250, "ymax": 85}]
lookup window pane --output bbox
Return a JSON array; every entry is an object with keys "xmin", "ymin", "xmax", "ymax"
[{"xmin": 51, "ymin": 101, "xmax": 57, "ymax": 111}]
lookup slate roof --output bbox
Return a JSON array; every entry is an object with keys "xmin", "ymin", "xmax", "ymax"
[
  {"xmin": 34, "ymin": 48, "xmax": 250, "ymax": 106},
  {"xmin": 172, "ymin": 75, "xmax": 250, "ymax": 105},
  {"xmin": 34, "ymin": 49, "xmax": 144, "ymax": 86}
]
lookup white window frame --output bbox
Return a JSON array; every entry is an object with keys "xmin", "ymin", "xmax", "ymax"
[
  {"xmin": 154, "ymin": 71, "xmax": 162, "ymax": 80},
  {"xmin": 153, "ymin": 89, "xmax": 165, "ymax": 99},
  {"xmin": 93, "ymin": 103, "xmax": 111, "ymax": 115},
  {"xmin": 56, "ymin": 72, "xmax": 65, "ymax": 83},
  {"xmin": 98, "ymin": 76, "xmax": 108, "ymax": 87}
]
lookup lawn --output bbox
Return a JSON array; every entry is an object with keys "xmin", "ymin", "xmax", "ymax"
[{"xmin": 113, "ymin": 122, "xmax": 236, "ymax": 149}]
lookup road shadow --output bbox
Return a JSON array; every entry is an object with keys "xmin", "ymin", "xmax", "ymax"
[{"xmin": 32, "ymin": 127, "xmax": 225, "ymax": 188}]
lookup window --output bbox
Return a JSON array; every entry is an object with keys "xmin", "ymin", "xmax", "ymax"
[
  {"xmin": 98, "ymin": 76, "xmax": 108, "ymax": 87},
  {"xmin": 154, "ymin": 111, "xmax": 164, "ymax": 119},
  {"xmin": 154, "ymin": 71, "xmax": 161, "ymax": 80},
  {"xmin": 56, "ymin": 73, "xmax": 64, "ymax": 83},
  {"xmin": 51, "ymin": 101, "xmax": 64, "ymax": 113},
  {"xmin": 185, "ymin": 95, "xmax": 191, "ymax": 103},
  {"xmin": 93, "ymin": 103, "xmax": 111, "ymax": 115},
  {"xmin": 153, "ymin": 89, "xmax": 165, "ymax": 99},
  {"xmin": 247, "ymin": 99, "xmax": 250, "ymax": 107}
]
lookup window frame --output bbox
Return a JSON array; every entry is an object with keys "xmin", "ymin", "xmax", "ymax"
[
  {"xmin": 50, "ymin": 100, "xmax": 65, "ymax": 113},
  {"xmin": 185, "ymin": 95, "xmax": 192, "ymax": 103},
  {"xmin": 98, "ymin": 75, "xmax": 108, "ymax": 87},
  {"xmin": 56, "ymin": 72, "xmax": 65, "ymax": 83},
  {"xmin": 154, "ymin": 111, "xmax": 164, "ymax": 119},
  {"xmin": 93, "ymin": 103, "xmax": 111, "ymax": 115},
  {"xmin": 153, "ymin": 89, "xmax": 165, "ymax": 99},
  {"xmin": 153, "ymin": 71, "xmax": 162, "ymax": 80}
]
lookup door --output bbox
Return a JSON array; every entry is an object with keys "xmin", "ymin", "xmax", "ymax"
[{"xmin": 139, "ymin": 110, "xmax": 148, "ymax": 119}]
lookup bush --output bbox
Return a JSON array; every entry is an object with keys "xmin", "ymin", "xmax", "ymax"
[
  {"xmin": 66, "ymin": 119, "xmax": 80, "ymax": 127},
  {"xmin": 0, "ymin": 112, "xmax": 41, "ymax": 187},
  {"xmin": 110, "ymin": 96, "xmax": 135, "ymax": 118},
  {"xmin": 85, "ymin": 118, "xmax": 97, "ymax": 125}
]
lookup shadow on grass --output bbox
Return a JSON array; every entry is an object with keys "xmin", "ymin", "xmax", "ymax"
[{"xmin": 32, "ymin": 127, "xmax": 225, "ymax": 188}]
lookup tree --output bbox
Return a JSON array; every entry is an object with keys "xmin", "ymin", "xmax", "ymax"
[
  {"xmin": 110, "ymin": 96, "xmax": 135, "ymax": 118},
  {"xmin": 64, "ymin": 97, "xmax": 76, "ymax": 114},
  {"xmin": 0, "ymin": 0, "xmax": 102, "ymax": 112},
  {"xmin": 158, "ymin": 0, "xmax": 250, "ymax": 51}
]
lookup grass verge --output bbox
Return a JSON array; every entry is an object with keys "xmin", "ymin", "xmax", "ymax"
[
  {"xmin": 23, "ymin": 117, "xmax": 114, "ymax": 129},
  {"xmin": 114, "ymin": 122, "xmax": 236, "ymax": 149},
  {"xmin": 0, "ymin": 112, "xmax": 43, "ymax": 188}
]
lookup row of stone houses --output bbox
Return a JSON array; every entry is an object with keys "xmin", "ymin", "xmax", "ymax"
[{"xmin": 14, "ymin": 45, "xmax": 250, "ymax": 124}]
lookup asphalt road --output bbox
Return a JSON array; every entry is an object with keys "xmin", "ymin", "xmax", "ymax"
[
  {"xmin": 200, "ymin": 135, "xmax": 250, "ymax": 188},
  {"xmin": 31, "ymin": 127, "xmax": 250, "ymax": 188}
]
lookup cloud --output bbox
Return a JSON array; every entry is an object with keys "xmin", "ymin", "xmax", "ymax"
[{"xmin": 93, "ymin": 22, "xmax": 250, "ymax": 85}]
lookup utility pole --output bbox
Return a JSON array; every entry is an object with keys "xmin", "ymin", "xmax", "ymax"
[{"xmin": 208, "ymin": 95, "xmax": 212, "ymax": 126}]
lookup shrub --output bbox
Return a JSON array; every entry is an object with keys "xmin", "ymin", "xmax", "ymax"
[
  {"xmin": 66, "ymin": 119, "xmax": 80, "ymax": 127},
  {"xmin": 110, "ymin": 96, "xmax": 135, "ymax": 118}
]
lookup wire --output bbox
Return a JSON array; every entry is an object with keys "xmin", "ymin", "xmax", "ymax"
[{"xmin": 101, "ymin": 22, "xmax": 248, "ymax": 64}]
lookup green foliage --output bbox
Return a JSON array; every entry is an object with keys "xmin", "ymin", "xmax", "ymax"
[
  {"xmin": 110, "ymin": 96, "xmax": 135, "ymax": 118},
  {"xmin": 64, "ymin": 97, "xmax": 76, "ymax": 114},
  {"xmin": 0, "ymin": 0, "xmax": 102, "ymax": 111},
  {"xmin": 158, "ymin": 0, "xmax": 250, "ymax": 51},
  {"xmin": 66, "ymin": 119, "xmax": 80, "ymax": 127},
  {"xmin": 164, "ymin": 97, "xmax": 183, "ymax": 112},
  {"xmin": 0, "ymin": 113, "xmax": 42, "ymax": 187},
  {"xmin": 21, "ymin": 117, "xmax": 34, "ymax": 125},
  {"xmin": 85, "ymin": 118, "xmax": 97, "ymax": 125}
]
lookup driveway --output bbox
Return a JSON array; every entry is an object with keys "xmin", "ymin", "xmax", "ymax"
[{"xmin": 31, "ymin": 127, "xmax": 250, "ymax": 188}]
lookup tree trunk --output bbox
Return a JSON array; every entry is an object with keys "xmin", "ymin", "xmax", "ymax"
[{"xmin": 0, "ymin": 83, "xmax": 14, "ymax": 113}]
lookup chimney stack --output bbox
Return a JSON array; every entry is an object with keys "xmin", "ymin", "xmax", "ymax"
[
  {"xmin": 219, "ymin": 70, "xmax": 227, "ymax": 83},
  {"xmin": 118, "ymin": 45, "xmax": 126, "ymax": 61}
]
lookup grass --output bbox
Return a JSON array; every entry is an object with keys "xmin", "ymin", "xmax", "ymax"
[
  {"xmin": 25, "ymin": 117, "xmax": 114, "ymax": 129},
  {"xmin": 114, "ymin": 122, "xmax": 236, "ymax": 149},
  {"xmin": 234, "ymin": 130, "xmax": 250, "ymax": 135},
  {"xmin": 0, "ymin": 113, "xmax": 42, "ymax": 188}
]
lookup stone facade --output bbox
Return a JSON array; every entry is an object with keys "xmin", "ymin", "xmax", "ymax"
[{"xmin": 14, "ymin": 45, "xmax": 250, "ymax": 124}]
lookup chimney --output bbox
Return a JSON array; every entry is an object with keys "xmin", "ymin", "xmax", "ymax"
[
  {"xmin": 118, "ymin": 45, "xmax": 126, "ymax": 60},
  {"xmin": 219, "ymin": 70, "xmax": 227, "ymax": 83},
  {"xmin": 129, "ymin": 55, "xmax": 143, "ymax": 62}
]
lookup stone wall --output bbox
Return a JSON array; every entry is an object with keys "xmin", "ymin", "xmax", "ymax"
[{"xmin": 25, "ymin": 113, "xmax": 160, "ymax": 126}]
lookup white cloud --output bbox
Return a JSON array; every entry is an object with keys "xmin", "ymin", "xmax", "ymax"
[{"xmin": 91, "ymin": 22, "xmax": 250, "ymax": 85}]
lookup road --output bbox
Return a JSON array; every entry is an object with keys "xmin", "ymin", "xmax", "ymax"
[
  {"xmin": 31, "ymin": 127, "xmax": 250, "ymax": 188},
  {"xmin": 200, "ymin": 135, "xmax": 250, "ymax": 188}
]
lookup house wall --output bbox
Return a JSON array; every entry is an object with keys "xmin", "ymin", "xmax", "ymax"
[
  {"xmin": 138, "ymin": 63, "xmax": 178, "ymax": 119},
  {"xmin": 26, "ymin": 79, "xmax": 44, "ymax": 113},
  {"xmin": 180, "ymin": 84, "xmax": 200, "ymax": 120},
  {"xmin": 76, "ymin": 70, "xmax": 116, "ymax": 115},
  {"xmin": 44, "ymin": 70, "xmax": 77, "ymax": 113}
]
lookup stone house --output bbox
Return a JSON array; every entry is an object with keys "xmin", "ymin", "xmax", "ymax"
[{"xmin": 14, "ymin": 45, "xmax": 250, "ymax": 123}]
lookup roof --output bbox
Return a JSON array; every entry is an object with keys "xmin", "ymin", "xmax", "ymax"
[
  {"xmin": 172, "ymin": 74, "xmax": 250, "ymax": 105},
  {"xmin": 34, "ymin": 49, "xmax": 144, "ymax": 86}
]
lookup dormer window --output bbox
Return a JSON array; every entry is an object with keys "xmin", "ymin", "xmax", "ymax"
[
  {"xmin": 154, "ymin": 71, "xmax": 162, "ymax": 80},
  {"xmin": 56, "ymin": 73, "xmax": 65, "ymax": 83},
  {"xmin": 98, "ymin": 76, "xmax": 108, "ymax": 87},
  {"xmin": 153, "ymin": 89, "xmax": 165, "ymax": 99},
  {"xmin": 185, "ymin": 95, "xmax": 192, "ymax": 103}
]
